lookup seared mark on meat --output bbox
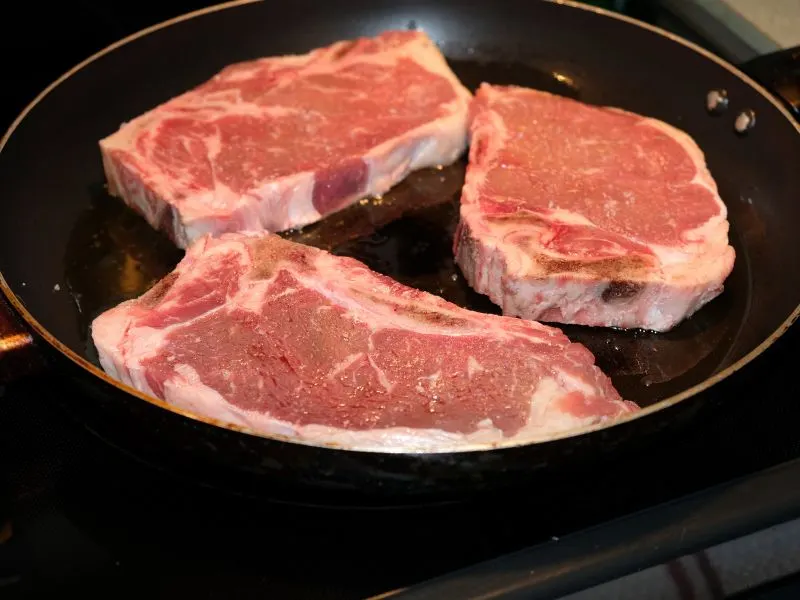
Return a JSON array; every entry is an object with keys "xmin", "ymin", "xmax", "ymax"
[
  {"xmin": 350, "ymin": 285, "xmax": 469, "ymax": 328},
  {"xmin": 329, "ymin": 40, "xmax": 358, "ymax": 60},
  {"xmin": 453, "ymin": 222, "xmax": 480, "ymax": 271},
  {"xmin": 248, "ymin": 235, "xmax": 313, "ymax": 280},
  {"xmin": 534, "ymin": 254, "xmax": 651, "ymax": 279},
  {"xmin": 482, "ymin": 211, "xmax": 550, "ymax": 227},
  {"xmin": 395, "ymin": 304, "xmax": 468, "ymax": 328},
  {"xmin": 601, "ymin": 280, "xmax": 644, "ymax": 302},
  {"xmin": 139, "ymin": 272, "xmax": 179, "ymax": 307}
]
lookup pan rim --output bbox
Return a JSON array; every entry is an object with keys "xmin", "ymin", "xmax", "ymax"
[{"xmin": 1, "ymin": 0, "xmax": 799, "ymax": 455}]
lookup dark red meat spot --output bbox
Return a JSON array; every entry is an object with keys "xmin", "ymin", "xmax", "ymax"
[{"xmin": 312, "ymin": 158, "xmax": 369, "ymax": 215}]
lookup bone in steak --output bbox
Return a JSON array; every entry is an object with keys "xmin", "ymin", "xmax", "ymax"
[
  {"xmin": 454, "ymin": 84, "xmax": 736, "ymax": 332},
  {"xmin": 91, "ymin": 232, "xmax": 638, "ymax": 453},
  {"xmin": 99, "ymin": 30, "xmax": 471, "ymax": 249}
]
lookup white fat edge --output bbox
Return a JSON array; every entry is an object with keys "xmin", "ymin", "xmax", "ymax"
[
  {"xmin": 467, "ymin": 357, "xmax": 484, "ymax": 379},
  {"xmin": 327, "ymin": 353, "xmax": 366, "ymax": 380},
  {"xmin": 553, "ymin": 369, "xmax": 603, "ymax": 397},
  {"xmin": 517, "ymin": 375, "xmax": 633, "ymax": 440},
  {"xmin": 278, "ymin": 171, "xmax": 320, "ymax": 229},
  {"xmin": 366, "ymin": 353, "xmax": 395, "ymax": 394},
  {"xmin": 521, "ymin": 377, "xmax": 589, "ymax": 434},
  {"xmin": 468, "ymin": 109, "xmax": 509, "ymax": 172},
  {"xmin": 647, "ymin": 224, "xmax": 734, "ymax": 285},
  {"xmin": 223, "ymin": 169, "xmax": 319, "ymax": 232},
  {"xmin": 494, "ymin": 260, "xmax": 722, "ymax": 331},
  {"xmin": 680, "ymin": 211, "xmax": 732, "ymax": 245},
  {"xmin": 233, "ymin": 277, "xmax": 277, "ymax": 314},
  {"xmin": 179, "ymin": 171, "xmax": 316, "ymax": 246},
  {"xmin": 99, "ymin": 150, "xmax": 160, "ymax": 223},
  {"xmin": 499, "ymin": 278, "xmax": 607, "ymax": 326},
  {"xmin": 119, "ymin": 326, "xmax": 172, "ymax": 397},
  {"xmin": 363, "ymin": 109, "xmax": 469, "ymax": 197},
  {"xmin": 91, "ymin": 308, "xmax": 137, "ymax": 385}
]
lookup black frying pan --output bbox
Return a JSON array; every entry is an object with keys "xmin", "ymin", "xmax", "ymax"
[{"xmin": 1, "ymin": 0, "xmax": 799, "ymax": 505}]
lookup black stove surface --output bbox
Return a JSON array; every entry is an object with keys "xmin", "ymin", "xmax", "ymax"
[
  {"xmin": 3, "ymin": 2, "xmax": 800, "ymax": 599},
  {"xmin": 2, "ymin": 321, "xmax": 799, "ymax": 600}
]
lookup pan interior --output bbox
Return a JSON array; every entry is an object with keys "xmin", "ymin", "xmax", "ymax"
[
  {"xmin": 1, "ymin": 0, "xmax": 798, "ymax": 413},
  {"xmin": 64, "ymin": 58, "xmax": 749, "ymax": 409}
]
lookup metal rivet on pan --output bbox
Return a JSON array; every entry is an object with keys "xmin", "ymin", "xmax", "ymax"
[
  {"xmin": 705, "ymin": 89, "xmax": 728, "ymax": 114},
  {"xmin": 734, "ymin": 109, "xmax": 756, "ymax": 135}
]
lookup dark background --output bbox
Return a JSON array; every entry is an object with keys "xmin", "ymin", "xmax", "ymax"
[
  {"xmin": 1, "ymin": 1, "xmax": 661, "ymax": 132},
  {"xmin": 3, "ymin": 2, "xmax": 213, "ymax": 129}
]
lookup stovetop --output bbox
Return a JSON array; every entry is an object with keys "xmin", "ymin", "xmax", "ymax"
[
  {"xmin": 2, "ymin": 321, "xmax": 799, "ymax": 599},
  {"xmin": 3, "ymin": 2, "xmax": 800, "ymax": 599}
]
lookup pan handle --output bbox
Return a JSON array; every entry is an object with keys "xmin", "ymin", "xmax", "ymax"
[
  {"xmin": 0, "ymin": 292, "xmax": 44, "ymax": 384},
  {"xmin": 738, "ymin": 46, "xmax": 800, "ymax": 120}
]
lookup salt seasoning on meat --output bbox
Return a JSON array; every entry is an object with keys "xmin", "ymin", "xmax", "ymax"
[
  {"xmin": 91, "ymin": 232, "xmax": 638, "ymax": 453},
  {"xmin": 454, "ymin": 84, "xmax": 735, "ymax": 332},
  {"xmin": 99, "ymin": 31, "xmax": 472, "ymax": 249}
]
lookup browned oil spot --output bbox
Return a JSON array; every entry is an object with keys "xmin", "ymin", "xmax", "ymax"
[
  {"xmin": 139, "ymin": 271, "xmax": 179, "ymax": 307},
  {"xmin": 0, "ymin": 521, "xmax": 12, "ymax": 544},
  {"xmin": 602, "ymin": 280, "xmax": 645, "ymax": 302}
]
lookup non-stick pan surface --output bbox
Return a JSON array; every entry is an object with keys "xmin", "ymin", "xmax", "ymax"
[{"xmin": 1, "ymin": 0, "xmax": 799, "ymax": 502}]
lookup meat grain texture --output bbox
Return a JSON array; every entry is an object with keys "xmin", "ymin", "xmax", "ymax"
[
  {"xmin": 454, "ymin": 84, "xmax": 736, "ymax": 332},
  {"xmin": 91, "ymin": 232, "xmax": 639, "ymax": 453},
  {"xmin": 100, "ymin": 30, "xmax": 472, "ymax": 249}
]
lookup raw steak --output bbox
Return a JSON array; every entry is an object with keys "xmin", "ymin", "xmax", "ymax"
[
  {"xmin": 91, "ymin": 232, "xmax": 638, "ymax": 453},
  {"xmin": 454, "ymin": 84, "xmax": 736, "ymax": 332},
  {"xmin": 99, "ymin": 30, "xmax": 471, "ymax": 249}
]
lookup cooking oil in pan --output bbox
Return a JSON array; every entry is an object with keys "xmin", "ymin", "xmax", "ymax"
[{"xmin": 65, "ymin": 60, "xmax": 748, "ymax": 408}]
